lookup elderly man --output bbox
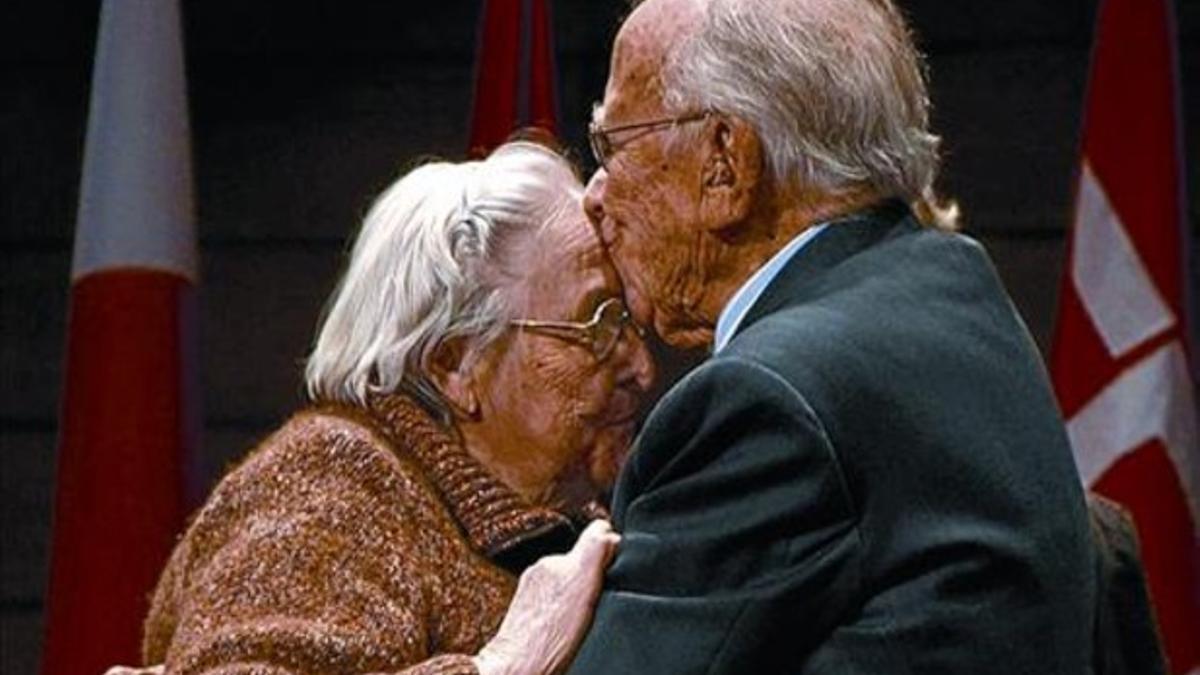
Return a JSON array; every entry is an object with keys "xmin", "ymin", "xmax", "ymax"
[{"xmin": 570, "ymin": 0, "xmax": 1096, "ymax": 672}]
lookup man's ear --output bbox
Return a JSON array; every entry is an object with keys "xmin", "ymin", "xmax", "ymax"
[
  {"xmin": 698, "ymin": 115, "xmax": 763, "ymax": 233},
  {"xmin": 425, "ymin": 337, "xmax": 480, "ymax": 420}
]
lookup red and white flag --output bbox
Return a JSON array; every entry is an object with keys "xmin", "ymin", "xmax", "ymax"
[
  {"xmin": 1051, "ymin": 0, "xmax": 1199, "ymax": 671},
  {"xmin": 468, "ymin": 0, "xmax": 559, "ymax": 156},
  {"xmin": 41, "ymin": 0, "xmax": 198, "ymax": 672}
]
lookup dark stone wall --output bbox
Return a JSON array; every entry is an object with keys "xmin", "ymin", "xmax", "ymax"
[{"xmin": 2, "ymin": 1, "xmax": 1197, "ymax": 672}]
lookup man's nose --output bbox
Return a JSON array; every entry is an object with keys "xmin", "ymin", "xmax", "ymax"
[{"xmin": 583, "ymin": 170, "xmax": 610, "ymax": 243}]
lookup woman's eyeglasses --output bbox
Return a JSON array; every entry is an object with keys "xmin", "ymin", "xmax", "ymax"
[{"xmin": 510, "ymin": 297, "xmax": 644, "ymax": 361}]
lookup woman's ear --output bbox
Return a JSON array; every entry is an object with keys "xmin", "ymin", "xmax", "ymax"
[
  {"xmin": 425, "ymin": 337, "xmax": 481, "ymax": 420},
  {"xmin": 699, "ymin": 115, "xmax": 764, "ymax": 233}
]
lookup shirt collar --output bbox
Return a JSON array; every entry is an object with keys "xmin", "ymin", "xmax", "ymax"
[{"xmin": 713, "ymin": 223, "xmax": 829, "ymax": 353}]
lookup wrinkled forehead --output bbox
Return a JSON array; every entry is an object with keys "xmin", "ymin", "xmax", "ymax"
[
  {"xmin": 594, "ymin": 33, "xmax": 663, "ymax": 124},
  {"xmin": 516, "ymin": 209, "xmax": 614, "ymax": 312},
  {"xmin": 595, "ymin": 0, "xmax": 704, "ymax": 124},
  {"xmin": 507, "ymin": 204, "xmax": 601, "ymax": 276},
  {"xmin": 551, "ymin": 206, "xmax": 606, "ymax": 270}
]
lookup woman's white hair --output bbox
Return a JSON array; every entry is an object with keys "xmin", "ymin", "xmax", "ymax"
[
  {"xmin": 662, "ymin": 0, "xmax": 959, "ymax": 229},
  {"xmin": 305, "ymin": 141, "xmax": 582, "ymax": 411}
]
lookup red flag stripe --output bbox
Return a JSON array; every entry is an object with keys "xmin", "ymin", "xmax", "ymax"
[
  {"xmin": 43, "ymin": 270, "xmax": 193, "ymax": 674},
  {"xmin": 468, "ymin": 0, "xmax": 560, "ymax": 157},
  {"xmin": 469, "ymin": 0, "xmax": 524, "ymax": 157},
  {"xmin": 527, "ymin": 0, "xmax": 559, "ymax": 135}
]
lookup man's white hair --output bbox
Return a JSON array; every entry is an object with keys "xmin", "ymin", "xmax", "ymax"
[
  {"xmin": 305, "ymin": 141, "xmax": 582, "ymax": 411},
  {"xmin": 663, "ymin": 0, "xmax": 958, "ymax": 228}
]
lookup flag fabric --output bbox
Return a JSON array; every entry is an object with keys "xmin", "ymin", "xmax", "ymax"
[
  {"xmin": 41, "ymin": 0, "xmax": 199, "ymax": 672},
  {"xmin": 1051, "ymin": 0, "xmax": 1199, "ymax": 672},
  {"xmin": 468, "ymin": 0, "xmax": 560, "ymax": 157}
]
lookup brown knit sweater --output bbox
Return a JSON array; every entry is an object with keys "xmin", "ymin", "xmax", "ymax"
[{"xmin": 143, "ymin": 395, "xmax": 576, "ymax": 675}]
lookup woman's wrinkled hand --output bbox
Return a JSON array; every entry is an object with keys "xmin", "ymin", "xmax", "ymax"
[{"xmin": 473, "ymin": 519, "xmax": 620, "ymax": 675}]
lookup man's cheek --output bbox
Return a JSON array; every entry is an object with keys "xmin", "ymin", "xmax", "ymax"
[{"xmin": 620, "ymin": 272, "xmax": 655, "ymax": 327}]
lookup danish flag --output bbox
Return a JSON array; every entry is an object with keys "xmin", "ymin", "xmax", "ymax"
[{"xmin": 1051, "ymin": 0, "xmax": 1199, "ymax": 672}]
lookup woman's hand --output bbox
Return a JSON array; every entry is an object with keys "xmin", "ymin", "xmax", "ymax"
[{"xmin": 473, "ymin": 519, "xmax": 620, "ymax": 675}]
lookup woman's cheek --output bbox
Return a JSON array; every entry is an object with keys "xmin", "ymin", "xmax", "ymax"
[
  {"xmin": 525, "ymin": 352, "xmax": 586, "ymax": 439},
  {"xmin": 588, "ymin": 425, "xmax": 631, "ymax": 488}
]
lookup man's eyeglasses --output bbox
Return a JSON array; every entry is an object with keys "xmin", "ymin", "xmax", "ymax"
[
  {"xmin": 510, "ymin": 297, "xmax": 644, "ymax": 362},
  {"xmin": 588, "ymin": 111, "xmax": 710, "ymax": 169}
]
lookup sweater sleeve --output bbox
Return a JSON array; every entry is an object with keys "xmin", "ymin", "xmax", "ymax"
[{"xmin": 145, "ymin": 420, "xmax": 489, "ymax": 675}]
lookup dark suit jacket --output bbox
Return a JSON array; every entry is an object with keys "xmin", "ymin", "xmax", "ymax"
[{"xmin": 568, "ymin": 202, "xmax": 1097, "ymax": 674}]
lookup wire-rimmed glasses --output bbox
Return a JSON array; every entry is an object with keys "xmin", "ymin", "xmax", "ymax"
[
  {"xmin": 509, "ymin": 297, "xmax": 644, "ymax": 361},
  {"xmin": 588, "ymin": 111, "xmax": 711, "ymax": 169}
]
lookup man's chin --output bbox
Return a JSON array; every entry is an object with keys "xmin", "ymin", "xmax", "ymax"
[{"xmin": 628, "ymin": 293, "xmax": 714, "ymax": 351}]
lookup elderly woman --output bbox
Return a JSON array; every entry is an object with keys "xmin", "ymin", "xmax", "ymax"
[{"xmin": 135, "ymin": 141, "xmax": 655, "ymax": 675}]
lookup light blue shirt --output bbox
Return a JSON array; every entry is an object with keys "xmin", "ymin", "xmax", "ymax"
[{"xmin": 712, "ymin": 224, "xmax": 829, "ymax": 353}]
